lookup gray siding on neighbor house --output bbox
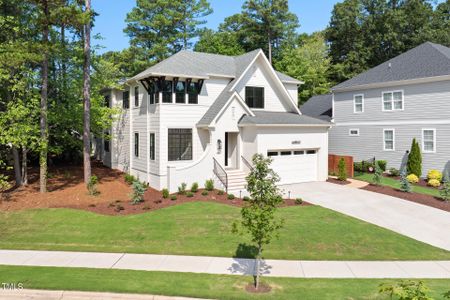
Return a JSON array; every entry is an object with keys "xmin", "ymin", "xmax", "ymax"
[
  {"xmin": 331, "ymin": 79, "xmax": 450, "ymax": 176},
  {"xmin": 333, "ymin": 80, "xmax": 450, "ymax": 123}
]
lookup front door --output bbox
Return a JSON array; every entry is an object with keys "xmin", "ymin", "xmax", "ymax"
[{"xmin": 225, "ymin": 132, "xmax": 238, "ymax": 169}]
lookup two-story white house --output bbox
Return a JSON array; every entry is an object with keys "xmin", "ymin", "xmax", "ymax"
[
  {"xmin": 302, "ymin": 42, "xmax": 450, "ymax": 176},
  {"xmin": 101, "ymin": 49, "xmax": 331, "ymax": 193}
]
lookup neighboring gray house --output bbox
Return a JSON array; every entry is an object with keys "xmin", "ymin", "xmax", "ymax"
[{"xmin": 303, "ymin": 42, "xmax": 450, "ymax": 176}]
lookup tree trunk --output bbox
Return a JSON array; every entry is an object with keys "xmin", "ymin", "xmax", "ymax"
[
  {"xmin": 22, "ymin": 147, "xmax": 28, "ymax": 185},
  {"xmin": 268, "ymin": 30, "xmax": 272, "ymax": 65},
  {"xmin": 83, "ymin": 0, "xmax": 92, "ymax": 185},
  {"xmin": 255, "ymin": 245, "xmax": 262, "ymax": 289},
  {"xmin": 12, "ymin": 147, "xmax": 22, "ymax": 186},
  {"xmin": 40, "ymin": 0, "xmax": 49, "ymax": 193}
]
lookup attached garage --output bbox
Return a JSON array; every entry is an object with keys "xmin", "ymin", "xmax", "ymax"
[{"xmin": 268, "ymin": 149, "xmax": 318, "ymax": 184}]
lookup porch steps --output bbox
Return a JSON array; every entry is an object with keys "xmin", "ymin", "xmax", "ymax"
[{"xmin": 226, "ymin": 169, "xmax": 247, "ymax": 195}]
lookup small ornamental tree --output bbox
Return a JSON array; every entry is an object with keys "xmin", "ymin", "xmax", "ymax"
[
  {"xmin": 233, "ymin": 154, "xmax": 283, "ymax": 290},
  {"xmin": 372, "ymin": 161, "xmax": 383, "ymax": 186},
  {"xmin": 379, "ymin": 280, "xmax": 432, "ymax": 300},
  {"xmin": 400, "ymin": 170, "xmax": 412, "ymax": 193},
  {"xmin": 440, "ymin": 172, "xmax": 450, "ymax": 202},
  {"xmin": 407, "ymin": 138, "xmax": 422, "ymax": 178},
  {"xmin": 337, "ymin": 158, "xmax": 347, "ymax": 181}
]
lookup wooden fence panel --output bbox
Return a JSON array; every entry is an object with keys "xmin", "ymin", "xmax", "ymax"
[{"xmin": 329, "ymin": 154, "xmax": 354, "ymax": 178}]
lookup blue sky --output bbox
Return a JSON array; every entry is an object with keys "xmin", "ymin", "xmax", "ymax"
[{"xmin": 92, "ymin": 0, "xmax": 338, "ymax": 53}]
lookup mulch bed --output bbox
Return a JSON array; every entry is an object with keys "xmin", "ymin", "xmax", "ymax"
[
  {"xmin": 245, "ymin": 282, "xmax": 272, "ymax": 293},
  {"xmin": 327, "ymin": 178, "xmax": 351, "ymax": 185},
  {"xmin": 362, "ymin": 184, "xmax": 450, "ymax": 213},
  {"xmin": 1, "ymin": 162, "xmax": 311, "ymax": 216},
  {"xmin": 382, "ymin": 173, "xmax": 432, "ymax": 188}
]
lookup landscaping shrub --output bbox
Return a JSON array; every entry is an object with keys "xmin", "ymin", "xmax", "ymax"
[
  {"xmin": 178, "ymin": 182, "xmax": 187, "ymax": 195},
  {"xmin": 243, "ymin": 196, "xmax": 251, "ymax": 201},
  {"xmin": 295, "ymin": 198, "xmax": 303, "ymax": 205},
  {"xmin": 205, "ymin": 179, "xmax": 214, "ymax": 191},
  {"xmin": 376, "ymin": 160, "xmax": 387, "ymax": 171},
  {"xmin": 355, "ymin": 161, "xmax": 375, "ymax": 173},
  {"xmin": 186, "ymin": 191, "xmax": 194, "ymax": 198},
  {"xmin": 379, "ymin": 280, "xmax": 431, "ymax": 300},
  {"xmin": 406, "ymin": 174, "xmax": 419, "ymax": 184},
  {"xmin": 162, "ymin": 188, "xmax": 169, "ymax": 199},
  {"xmin": 400, "ymin": 171, "xmax": 412, "ymax": 193},
  {"xmin": 170, "ymin": 195, "xmax": 177, "ymax": 201},
  {"xmin": 190, "ymin": 182, "xmax": 199, "ymax": 193},
  {"xmin": 201, "ymin": 190, "xmax": 208, "ymax": 196},
  {"xmin": 354, "ymin": 162, "xmax": 363, "ymax": 172},
  {"xmin": 427, "ymin": 179, "xmax": 440, "ymax": 188},
  {"xmin": 337, "ymin": 158, "xmax": 347, "ymax": 181},
  {"xmin": 131, "ymin": 181, "xmax": 146, "ymax": 204},
  {"xmin": 124, "ymin": 174, "xmax": 136, "ymax": 185},
  {"xmin": 407, "ymin": 138, "xmax": 422, "ymax": 177},
  {"xmin": 227, "ymin": 193, "xmax": 235, "ymax": 200},
  {"xmin": 372, "ymin": 161, "xmax": 383, "ymax": 186},
  {"xmin": 440, "ymin": 173, "xmax": 450, "ymax": 202},
  {"xmin": 427, "ymin": 169, "xmax": 443, "ymax": 182},
  {"xmin": 87, "ymin": 175, "xmax": 99, "ymax": 196},
  {"xmin": 217, "ymin": 190, "xmax": 224, "ymax": 195},
  {"xmin": 388, "ymin": 168, "xmax": 400, "ymax": 177}
]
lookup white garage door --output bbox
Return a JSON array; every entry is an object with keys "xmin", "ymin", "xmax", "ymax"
[{"xmin": 268, "ymin": 149, "xmax": 318, "ymax": 184}]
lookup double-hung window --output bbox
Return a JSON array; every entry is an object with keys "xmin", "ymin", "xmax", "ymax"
[
  {"xmin": 168, "ymin": 129, "xmax": 192, "ymax": 161},
  {"xmin": 134, "ymin": 86, "xmax": 139, "ymax": 107},
  {"xmin": 175, "ymin": 81, "xmax": 186, "ymax": 104},
  {"xmin": 123, "ymin": 91, "xmax": 130, "ymax": 109},
  {"xmin": 422, "ymin": 129, "xmax": 436, "ymax": 153},
  {"xmin": 383, "ymin": 129, "xmax": 395, "ymax": 151},
  {"xmin": 162, "ymin": 80, "xmax": 173, "ymax": 103},
  {"xmin": 149, "ymin": 133, "xmax": 155, "ymax": 160},
  {"xmin": 134, "ymin": 132, "xmax": 139, "ymax": 157},
  {"xmin": 383, "ymin": 91, "xmax": 403, "ymax": 111},
  {"xmin": 353, "ymin": 94, "xmax": 364, "ymax": 113},
  {"xmin": 245, "ymin": 86, "xmax": 264, "ymax": 108}
]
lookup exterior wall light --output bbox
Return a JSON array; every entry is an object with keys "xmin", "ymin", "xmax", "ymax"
[{"xmin": 217, "ymin": 139, "xmax": 222, "ymax": 153}]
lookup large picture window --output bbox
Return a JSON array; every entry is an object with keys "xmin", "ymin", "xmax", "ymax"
[
  {"xmin": 245, "ymin": 86, "xmax": 264, "ymax": 108},
  {"xmin": 123, "ymin": 91, "xmax": 130, "ymax": 109},
  {"xmin": 175, "ymin": 81, "xmax": 186, "ymax": 104},
  {"xmin": 162, "ymin": 80, "xmax": 173, "ymax": 103},
  {"xmin": 168, "ymin": 129, "xmax": 192, "ymax": 161},
  {"xmin": 149, "ymin": 133, "xmax": 155, "ymax": 160}
]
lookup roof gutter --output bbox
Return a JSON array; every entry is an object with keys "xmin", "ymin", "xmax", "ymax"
[{"xmin": 238, "ymin": 123, "xmax": 332, "ymax": 128}]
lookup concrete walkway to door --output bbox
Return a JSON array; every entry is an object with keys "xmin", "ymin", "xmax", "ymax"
[{"xmin": 281, "ymin": 182, "xmax": 450, "ymax": 251}]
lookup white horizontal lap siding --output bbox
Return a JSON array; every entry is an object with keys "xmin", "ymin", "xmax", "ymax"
[
  {"xmin": 285, "ymin": 83, "xmax": 299, "ymax": 106},
  {"xmin": 255, "ymin": 127, "xmax": 329, "ymax": 181},
  {"xmin": 334, "ymin": 80, "xmax": 450, "ymax": 123},
  {"xmin": 329, "ymin": 124, "xmax": 450, "ymax": 176},
  {"xmin": 235, "ymin": 58, "xmax": 291, "ymax": 112},
  {"xmin": 198, "ymin": 78, "xmax": 230, "ymax": 106}
]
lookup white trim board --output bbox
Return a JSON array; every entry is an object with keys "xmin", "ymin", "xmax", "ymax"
[{"xmin": 335, "ymin": 119, "xmax": 450, "ymax": 126}]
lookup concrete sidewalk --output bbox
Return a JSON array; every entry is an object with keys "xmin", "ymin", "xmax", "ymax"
[
  {"xmin": 0, "ymin": 289, "xmax": 206, "ymax": 300},
  {"xmin": 1, "ymin": 250, "xmax": 450, "ymax": 279},
  {"xmin": 281, "ymin": 182, "xmax": 450, "ymax": 251}
]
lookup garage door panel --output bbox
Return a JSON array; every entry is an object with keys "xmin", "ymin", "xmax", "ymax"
[{"xmin": 270, "ymin": 151, "xmax": 318, "ymax": 184}]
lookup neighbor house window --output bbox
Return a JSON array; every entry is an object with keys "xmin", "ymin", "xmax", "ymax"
[
  {"xmin": 175, "ymin": 81, "xmax": 186, "ymax": 104},
  {"xmin": 422, "ymin": 129, "xmax": 436, "ymax": 153},
  {"xmin": 134, "ymin": 86, "xmax": 139, "ymax": 107},
  {"xmin": 245, "ymin": 86, "xmax": 264, "ymax": 108},
  {"xmin": 149, "ymin": 133, "xmax": 155, "ymax": 160},
  {"xmin": 383, "ymin": 129, "xmax": 395, "ymax": 151},
  {"xmin": 123, "ymin": 91, "xmax": 130, "ymax": 109},
  {"xmin": 162, "ymin": 80, "xmax": 173, "ymax": 103},
  {"xmin": 353, "ymin": 94, "xmax": 364, "ymax": 113},
  {"xmin": 168, "ymin": 129, "xmax": 192, "ymax": 161},
  {"xmin": 349, "ymin": 129, "xmax": 360, "ymax": 136},
  {"xmin": 383, "ymin": 91, "xmax": 403, "ymax": 111},
  {"xmin": 134, "ymin": 132, "xmax": 139, "ymax": 157},
  {"xmin": 187, "ymin": 82, "xmax": 198, "ymax": 104}
]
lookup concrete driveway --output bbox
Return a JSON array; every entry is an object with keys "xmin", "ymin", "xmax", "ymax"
[{"xmin": 281, "ymin": 182, "xmax": 450, "ymax": 251}]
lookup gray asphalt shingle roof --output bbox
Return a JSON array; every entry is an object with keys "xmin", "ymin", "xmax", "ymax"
[
  {"xmin": 333, "ymin": 42, "xmax": 450, "ymax": 90},
  {"xmin": 239, "ymin": 111, "xmax": 331, "ymax": 126},
  {"xmin": 130, "ymin": 49, "xmax": 301, "ymax": 84},
  {"xmin": 300, "ymin": 94, "xmax": 333, "ymax": 121}
]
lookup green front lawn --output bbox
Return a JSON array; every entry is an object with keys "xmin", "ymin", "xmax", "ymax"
[
  {"xmin": 2, "ymin": 265, "xmax": 450, "ymax": 300},
  {"xmin": 354, "ymin": 172, "xmax": 441, "ymax": 197},
  {"xmin": 1, "ymin": 202, "xmax": 450, "ymax": 260}
]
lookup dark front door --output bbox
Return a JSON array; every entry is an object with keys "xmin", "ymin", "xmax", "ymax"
[{"xmin": 224, "ymin": 132, "xmax": 229, "ymax": 167}]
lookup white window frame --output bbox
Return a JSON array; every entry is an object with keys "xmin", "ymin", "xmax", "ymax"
[
  {"xmin": 382, "ymin": 90, "xmax": 404, "ymax": 112},
  {"xmin": 383, "ymin": 129, "xmax": 395, "ymax": 151},
  {"xmin": 353, "ymin": 94, "xmax": 364, "ymax": 113},
  {"xmin": 349, "ymin": 128, "xmax": 360, "ymax": 136},
  {"xmin": 422, "ymin": 128, "xmax": 436, "ymax": 153}
]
